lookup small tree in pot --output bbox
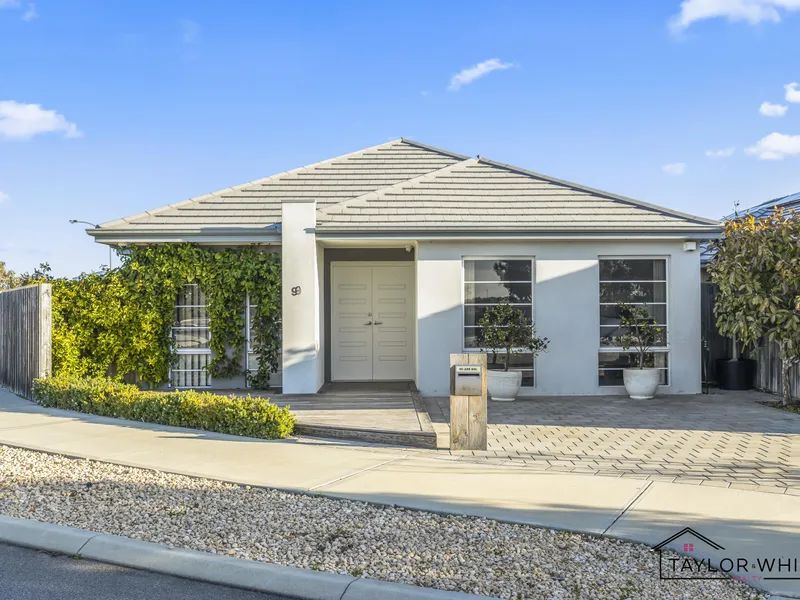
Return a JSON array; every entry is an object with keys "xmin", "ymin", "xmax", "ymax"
[
  {"xmin": 479, "ymin": 301, "xmax": 549, "ymax": 401},
  {"xmin": 614, "ymin": 302, "xmax": 664, "ymax": 399}
]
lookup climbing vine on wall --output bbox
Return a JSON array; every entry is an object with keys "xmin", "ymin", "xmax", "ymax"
[{"xmin": 41, "ymin": 244, "xmax": 281, "ymax": 389}]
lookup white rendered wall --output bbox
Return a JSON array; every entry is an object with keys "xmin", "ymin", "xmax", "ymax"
[
  {"xmin": 415, "ymin": 240, "xmax": 701, "ymax": 397},
  {"xmin": 281, "ymin": 200, "xmax": 324, "ymax": 393}
]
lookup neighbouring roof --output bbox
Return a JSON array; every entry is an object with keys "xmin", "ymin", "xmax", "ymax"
[
  {"xmin": 90, "ymin": 138, "xmax": 721, "ymax": 240},
  {"xmin": 700, "ymin": 190, "xmax": 800, "ymax": 264},
  {"xmin": 727, "ymin": 191, "xmax": 800, "ymax": 220}
]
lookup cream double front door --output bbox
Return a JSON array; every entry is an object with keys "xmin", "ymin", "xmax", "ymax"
[{"xmin": 331, "ymin": 263, "xmax": 414, "ymax": 381}]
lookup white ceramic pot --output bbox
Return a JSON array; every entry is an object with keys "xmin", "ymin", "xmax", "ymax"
[
  {"xmin": 487, "ymin": 370, "xmax": 522, "ymax": 402},
  {"xmin": 622, "ymin": 368, "xmax": 660, "ymax": 400}
]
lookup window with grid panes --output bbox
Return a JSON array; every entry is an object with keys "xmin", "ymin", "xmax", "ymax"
[
  {"xmin": 598, "ymin": 259, "xmax": 668, "ymax": 386},
  {"xmin": 463, "ymin": 259, "xmax": 535, "ymax": 386},
  {"xmin": 171, "ymin": 283, "xmax": 211, "ymax": 387}
]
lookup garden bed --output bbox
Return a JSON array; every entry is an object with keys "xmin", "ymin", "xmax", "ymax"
[{"xmin": 760, "ymin": 401, "xmax": 800, "ymax": 415}]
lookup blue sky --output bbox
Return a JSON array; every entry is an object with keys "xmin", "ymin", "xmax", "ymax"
[{"xmin": 1, "ymin": 0, "xmax": 798, "ymax": 276}]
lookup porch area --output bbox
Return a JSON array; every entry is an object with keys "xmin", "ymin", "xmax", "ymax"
[{"xmin": 242, "ymin": 382, "xmax": 438, "ymax": 449}]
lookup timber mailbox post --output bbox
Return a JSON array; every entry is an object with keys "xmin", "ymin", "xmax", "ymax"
[{"xmin": 449, "ymin": 353, "xmax": 488, "ymax": 451}]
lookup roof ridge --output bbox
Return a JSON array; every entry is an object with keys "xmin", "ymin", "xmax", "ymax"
[
  {"xmin": 318, "ymin": 157, "xmax": 476, "ymax": 216},
  {"xmin": 477, "ymin": 157, "xmax": 721, "ymax": 226},
  {"xmin": 400, "ymin": 137, "xmax": 472, "ymax": 161},
  {"xmin": 97, "ymin": 138, "xmax": 406, "ymax": 229}
]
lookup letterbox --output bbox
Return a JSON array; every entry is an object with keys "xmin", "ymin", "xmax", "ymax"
[{"xmin": 454, "ymin": 365, "xmax": 482, "ymax": 395}]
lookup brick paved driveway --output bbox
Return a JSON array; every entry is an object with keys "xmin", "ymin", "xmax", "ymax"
[{"xmin": 423, "ymin": 389, "xmax": 800, "ymax": 495}]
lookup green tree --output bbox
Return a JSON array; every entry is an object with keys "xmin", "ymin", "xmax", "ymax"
[
  {"xmin": 478, "ymin": 301, "xmax": 549, "ymax": 370},
  {"xmin": 708, "ymin": 208, "xmax": 800, "ymax": 405},
  {"xmin": 614, "ymin": 303, "xmax": 664, "ymax": 369},
  {"xmin": 0, "ymin": 261, "xmax": 18, "ymax": 290}
]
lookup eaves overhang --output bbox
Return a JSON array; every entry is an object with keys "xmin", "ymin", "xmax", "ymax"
[
  {"xmin": 313, "ymin": 226, "xmax": 722, "ymax": 242},
  {"xmin": 87, "ymin": 225, "xmax": 282, "ymax": 245}
]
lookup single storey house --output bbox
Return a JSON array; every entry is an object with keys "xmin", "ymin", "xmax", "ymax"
[{"xmin": 88, "ymin": 139, "xmax": 721, "ymax": 396}]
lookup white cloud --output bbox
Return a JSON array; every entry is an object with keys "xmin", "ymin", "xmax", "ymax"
[
  {"xmin": 0, "ymin": 191, "xmax": 8, "ymax": 204},
  {"xmin": 180, "ymin": 19, "xmax": 199, "ymax": 44},
  {"xmin": 760, "ymin": 101, "xmax": 788, "ymax": 116},
  {"xmin": 22, "ymin": 3, "xmax": 36, "ymax": 21},
  {"xmin": 448, "ymin": 58, "xmax": 515, "ymax": 91},
  {"xmin": 745, "ymin": 132, "xmax": 800, "ymax": 159},
  {"xmin": 0, "ymin": 101, "xmax": 82, "ymax": 140},
  {"xmin": 662, "ymin": 162, "xmax": 687, "ymax": 175},
  {"xmin": 786, "ymin": 82, "xmax": 800, "ymax": 103},
  {"xmin": 669, "ymin": 0, "xmax": 800, "ymax": 32},
  {"xmin": 705, "ymin": 147, "xmax": 736, "ymax": 157}
]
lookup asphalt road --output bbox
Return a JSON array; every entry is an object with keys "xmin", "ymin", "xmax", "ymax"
[{"xmin": 0, "ymin": 542, "xmax": 292, "ymax": 600}]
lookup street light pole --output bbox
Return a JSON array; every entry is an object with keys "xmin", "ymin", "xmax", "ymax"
[{"xmin": 69, "ymin": 219, "xmax": 112, "ymax": 269}]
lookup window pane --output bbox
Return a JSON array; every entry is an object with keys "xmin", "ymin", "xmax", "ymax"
[
  {"xmin": 599, "ymin": 367, "xmax": 668, "ymax": 386},
  {"xmin": 465, "ymin": 260, "xmax": 532, "ymax": 282},
  {"xmin": 174, "ymin": 328, "xmax": 211, "ymax": 349},
  {"xmin": 464, "ymin": 328, "xmax": 483, "ymax": 349},
  {"xmin": 465, "ymin": 326, "xmax": 533, "ymax": 349},
  {"xmin": 598, "ymin": 351, "xmax": 668, "ymax": 369},
  {"xmin": 464, "ymin": 305, "xmax": 532, "ymax": 327},
  {"xmin": 177, "ymin": 284, "xmax": 206, "ymax": 306},
  {"xmin": 600, "ymin": 259, "xmax": 666, "ymax": 281},
  {"xmin": 600, "ymin": 326, "xmax": 667, "ymax": 347},
  {"xmin": 598, "ymin": 352, "xmax": 668, "ymax": 386},
  {"xmin": 600, "ymin": 303, "xmax": 666, "ymax": 324},
  {"xmin": 247, "ymin": 352, "xmax": 259, "ymax": 372},
  {"xmin": 176, "ymin": 307, "xmax": 209, "ymax": 327},
  {"xmin": 599, "ymin": 282, "xmax": 666, "ymax": 304},
  {"xmin": 486, "ymin": 352, "xmax": 534, "ymax": 387},
  {"xmin": 173, "ymin": 354, "xmax": 210, "ymax": 387},
  {"xmin": 465, "ymin": 282, "xmax": 532, "ymax": 304},
  {"xmin": 597, "ymin": 368, "xmax": 626, "ymax": 387}
]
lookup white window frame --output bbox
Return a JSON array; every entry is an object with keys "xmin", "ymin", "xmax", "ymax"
[
  {"xmin": 462, "ymin": 256, "xmax": 537, "ymax": 387},
  {"xmin": 597, "ymin": 256, "xmax": 670, "ymax": 387},
  {"xmin": 171, "ymin": 283, "xmax": 212, "ymax": 388}
]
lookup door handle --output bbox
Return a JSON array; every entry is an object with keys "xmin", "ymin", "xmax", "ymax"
[
  {"xmin": 363, "ymin": 321, "xmax": 373, "ymax": 325},
  {"xmin": 373, "ymin": 321, "xmax": 383, "ymax": 325}
]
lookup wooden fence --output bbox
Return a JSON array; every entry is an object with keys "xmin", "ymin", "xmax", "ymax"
[
  {"xmin": 755, "ymin": 341, "xmax": 800, "ymax": 402},
  {"xmin": 0, "ymin": 284, "xmax": 52, "ymax": 398}
]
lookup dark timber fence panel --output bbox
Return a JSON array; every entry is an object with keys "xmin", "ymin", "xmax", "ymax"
[
  {"xmin": 0, "ymin": 284, "xmax": 52, "ymax": 398},
  {"xmin": 701, "ymin": 282, "xmax": 729, "ymax": 383},
  {"xmin": 755, "ymin": 341, "xmax": 800, "ymax": 401}
]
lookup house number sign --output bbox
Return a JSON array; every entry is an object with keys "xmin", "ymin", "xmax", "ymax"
[{"xmin": 291, "ymin": 286, "xmax": 301, "ymax": 296}]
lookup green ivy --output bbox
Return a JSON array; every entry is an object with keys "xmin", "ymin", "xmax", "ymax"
[{"xmin": 46, "ymin": 244, "xmax": 281, "ymax": 389}]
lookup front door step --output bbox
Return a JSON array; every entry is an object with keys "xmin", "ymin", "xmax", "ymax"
[{"xmin": 293, "ymin": 422, "xmax": 437, "ymax": 449}]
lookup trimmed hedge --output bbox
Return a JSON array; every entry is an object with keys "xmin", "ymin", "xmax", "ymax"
[{"xmin": 32, "ymin": 376, "xmax": 296, "ymax": 440}]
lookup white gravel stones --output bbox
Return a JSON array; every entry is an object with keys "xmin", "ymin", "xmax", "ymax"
[{"xmin": 0, "ymin": 445, "xmax": 765, "ymax": 600}]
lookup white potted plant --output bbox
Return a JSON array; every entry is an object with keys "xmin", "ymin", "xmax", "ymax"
[
  {"xmin": 615, "ymin": 302, "xmax": 664, "ymax": 400},
  {"xmin": 479, "ymin": 301, "xmax": 549, "ymax": 401}
]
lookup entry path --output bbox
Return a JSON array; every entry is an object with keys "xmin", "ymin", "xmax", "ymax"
[
  {"xmin": 424, "ymin": 390, "xmax": 800, "ymax": 494},
  {"xmin": 1, "ymin": 388, "xmax": 799, "ymax": 598}
]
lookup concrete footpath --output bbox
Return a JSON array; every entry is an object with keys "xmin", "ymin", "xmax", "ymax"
[{"xmin": 1, "ymin": 388, "xmax": 798, "ymax": 599}]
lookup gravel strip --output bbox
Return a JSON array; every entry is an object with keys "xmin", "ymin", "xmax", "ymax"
[{"xmin": 0, "ymin": 445, "xmax": 764, "ymax": 600}]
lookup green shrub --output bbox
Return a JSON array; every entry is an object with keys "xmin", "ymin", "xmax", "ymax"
[{"xmin": 32, "ymin": 376, "xmax": 295, "ymax": 440}]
